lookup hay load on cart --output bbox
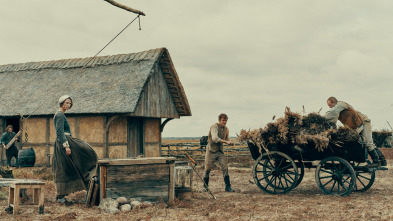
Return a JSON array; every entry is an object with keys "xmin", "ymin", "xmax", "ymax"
[{"xmin": 239, "ymin": 108, "xmax": 387, "ymax": 196}]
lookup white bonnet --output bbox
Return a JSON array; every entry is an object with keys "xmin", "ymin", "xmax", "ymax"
[{"xmin": 58, "ymin": 95, "xmax": 72, "ymax": 108}]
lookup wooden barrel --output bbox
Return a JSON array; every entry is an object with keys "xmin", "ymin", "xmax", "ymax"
[{"xmin": 18, "ymin": 148, "xmax": 36, "ymax": 167}]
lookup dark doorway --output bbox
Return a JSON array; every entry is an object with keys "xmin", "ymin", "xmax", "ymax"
[{"xmin": 5, "ymin": 118, "xmax": 20, "ymax": 133}]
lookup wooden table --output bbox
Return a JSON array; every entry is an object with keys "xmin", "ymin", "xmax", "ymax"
[{"xmin": 6, "ymin": 179, "xmax": 45, "ymax": 215}]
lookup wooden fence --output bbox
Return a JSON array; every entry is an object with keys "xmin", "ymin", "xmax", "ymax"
[{"xmin": 161, "ymin": 142, "xmax": 251, "ymax": 162}]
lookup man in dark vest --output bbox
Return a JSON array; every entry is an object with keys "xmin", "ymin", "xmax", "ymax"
[
  {"xmin": 1, "ymin": 125, "xmax": 19, "ymax": 167},
  {"xmin": 203, "ymin": 113, "xmax": 235, "ymax": 192},
  {"xmin": 324, "ymin": 97, "xmax": 387, "ymax": 166}
]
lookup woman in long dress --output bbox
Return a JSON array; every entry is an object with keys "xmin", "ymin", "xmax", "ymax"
[{"xmin": 52, "ymin": 95, "xmax": 98, "ymax": 203}]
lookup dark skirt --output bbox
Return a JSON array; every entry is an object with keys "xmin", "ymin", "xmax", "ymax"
[{"xmin": 52, "ymin": 136, "xmax": 98, "ymax": 196}]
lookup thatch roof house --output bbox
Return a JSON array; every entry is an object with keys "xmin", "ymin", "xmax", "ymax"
[{"xmin": 0, "ymin": 48, "xmax": 191, "ymax": 166}]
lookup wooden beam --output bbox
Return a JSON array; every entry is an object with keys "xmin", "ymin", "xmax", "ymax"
[
  {"xmin": 104, "ymin": 0, "xmax": 146, "ymax": 16},
  {"xmin": 160, "ymin": 118, "xmax": 173, "ymax": 132}
]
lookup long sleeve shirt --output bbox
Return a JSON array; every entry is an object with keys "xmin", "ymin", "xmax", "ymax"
[
  {"xmin": 324, "ymin": 101, "xmax": 369, "ymax": 124},
  {"xmin": 324, "ymin": 101, "xmax": 348, "ymax": 124},
  {"xmin": 54, "ymin": 111, "xmax": 72, "ymax": 144},
  {"xmin": 207, "ymin": 123, "xmax": 229, "ymax": 152},
  {"xmin": 1, "ymin": 132, "xmax": 16, "ymax": 148}
]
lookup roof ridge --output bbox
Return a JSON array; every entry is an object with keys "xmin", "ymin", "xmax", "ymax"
[{"xmin": 0, "ymin": 48, "xmax": 166, "ymax": 73}]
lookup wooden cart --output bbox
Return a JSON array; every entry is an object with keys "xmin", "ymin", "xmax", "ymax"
[{"xmin": 248, "ymin": 140, "xmax": 387, "ymax": 196}]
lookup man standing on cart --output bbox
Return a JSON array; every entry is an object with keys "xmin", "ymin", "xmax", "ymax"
[
  {"xmin": 203, "ymin": 113, "xmax": 235, "ymax": 192},
  {"xmin": 324, "ymin": 97, "xmax": 387, "ymax": 166}
]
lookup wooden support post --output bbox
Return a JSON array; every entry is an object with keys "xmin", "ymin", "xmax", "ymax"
[
  {"xmin": 99, "ymin": 165, "xmax": 107, "ymax": 201},
  {"xmin": 45, "ymin": 117, "xmax": 50, "ymax": 166},
  {"xmin": 39, "ymin": 187, "xmax": 44, "ymax": 214},
  {"xmin": 13, "ymin": 185, "xmax": 20, "ymax": 214},
  {"xmin": 168, "ymin": 163, "xmax": 175, "ymax": 202},
  {"xmin": 33, "ymin": 188, "xmax": 39, "ymax": 204}
]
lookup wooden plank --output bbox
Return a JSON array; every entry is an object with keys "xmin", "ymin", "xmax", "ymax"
[
  {"xmin": 106, "ymin": 164, "xmax": 169, "ymax": 175},
  {"xmin": 107, "ymin": 172, "xmax": 169, "ymax": 184},
  {"xmin": 106, "ymin": 186, "xmax": 169, "ymax": 198},
  {"xmin": 90, "ymin": 183, "xmax": 99, "ymax": 207},
  {"xmin": 106, "ymin": 180, "xmax": 169, "ymax": 189},
  {"xmin": 98, "ymin": 157, "xmax": 176, "ymax": 165}
]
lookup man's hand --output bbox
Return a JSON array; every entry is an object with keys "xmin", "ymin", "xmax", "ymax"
[
  {"xmin": 65, "ymin": 147, "xmax": 71, "ymax": 156},
  {"xmin": 226, "ymin": 140, "xmax": 234, "ymax": 146}
]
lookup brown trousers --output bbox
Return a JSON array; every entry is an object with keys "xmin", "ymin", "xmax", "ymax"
[{"xmin": 204, "ymin": 150, "xmax": 229, "ymax": 178}]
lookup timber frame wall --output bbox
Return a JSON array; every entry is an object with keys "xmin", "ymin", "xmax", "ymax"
[{"xmin": 0, "ymin": 115, "xmax": 163, "ymax": 166}]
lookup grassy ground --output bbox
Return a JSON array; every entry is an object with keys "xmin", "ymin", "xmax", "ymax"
[{"xmin": 0, "ymin": 148, "xmax": 392, "ymax": 220}]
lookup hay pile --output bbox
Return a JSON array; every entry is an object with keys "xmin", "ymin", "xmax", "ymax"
[
  {"xmin": 372, "ymin": 130, "xmax": 392, "ymax": 147},
  {"xmin": 238, "ymin": 107, "xmax": 360, "ymax": 152}
]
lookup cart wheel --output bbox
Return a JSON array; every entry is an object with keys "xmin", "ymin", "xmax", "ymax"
[
  {"xmin": 253, "ymin": 151, "xmax": 298, "ymax": 194},
  {"xmin": 353, "ymin": 160, "xmax": 375, "ymax": 192},
  {"xmin": 315, "ymin": 157, "xmax": 356, "ymax": 196},
  {"xmin": 294, "ymin": 161, "xmax": 305, "ymax": 188}
]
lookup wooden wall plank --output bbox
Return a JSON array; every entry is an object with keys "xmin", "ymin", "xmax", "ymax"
[{"xmin": 106, "ymin": 186, "xmax": 169, "ymax": 198}]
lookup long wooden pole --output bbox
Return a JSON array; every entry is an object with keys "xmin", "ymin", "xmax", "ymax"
[{"xmin": 104, "ymin": 0, "xmax": 146, "ymax": 16}]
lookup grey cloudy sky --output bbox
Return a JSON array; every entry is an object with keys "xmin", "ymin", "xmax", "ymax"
[{"xmin": 1, "ymin": 0, "xmax": 393, "ymax": 137}]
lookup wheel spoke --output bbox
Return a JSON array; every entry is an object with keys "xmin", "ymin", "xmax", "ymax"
[
  {"xmin": 341, "ymin": 176, "xmax": 352, "ymax": 185},
  {"xmin": 331, "ymin": 160, "xmax": 338, "ymax": 172},
  {"xmin": 282, "ymin": 173, "xmax": 290, "ymax": 188},
  {"xmin": 356, "ymin": 177, "xmax": 366, "ymax": 188},
  {"xmin": 273, "ymin": 176, "xmax": 278, "ymax": 193},
  {"xmin": 322, "ymin": 177, "xmax": 334, "ymax": 187},
  {"xmin": 339, "ymin": 180, "xmax": 348, "ymax": 192},
  {"xmin": 281, "ymin": 170, "xmax": 296, "ymax": 175},
  {"xmin": 279, "ymin": 163, "xmax": 293, "ymax": 171},
  {"xmin": 330, "ymin": 180, "xmax": 337, "ymax": 193},
  {"xmin": 267, "ymin": 159, "xmax": 275, "ymax": 169},
  {"xmin": 263, "ymin": 175, "xmax": 275, "ymax": 189},
  {"xmin": 281, "ymin": 173, "xmax": 294, "ymax": 187},
  {"xmin": 319, "ymin": 169, "xmax": 333, "ymax": 174},
  {"xmin": 357, "ymin": 174, "xmax": 372, "ymax": 181},
  {"xmin": 257, "ymin": 171, "xmax": 272, "ymax": 182},
  {"xmin": 319, "ymin": 175, "xmax": 333, "ymax": 179},
  {"xmin": 277, "ymin": 175, "xmax": 285, "ymax": 189},
  {"xmin": 262, "ymin": 162, "xmax": 274, "ymax": 170}
]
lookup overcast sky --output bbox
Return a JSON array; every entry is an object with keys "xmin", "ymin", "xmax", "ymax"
[{"xmin": 1, "ymin": 0, "xmax": 393, "ymax": 137}]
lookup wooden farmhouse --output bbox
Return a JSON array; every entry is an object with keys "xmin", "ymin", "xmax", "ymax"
[{"xmin": 0, "ymin": 48, "xmax": 191, "ymax": 166}]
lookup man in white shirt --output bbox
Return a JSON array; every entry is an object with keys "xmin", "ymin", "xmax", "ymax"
[{"xmin": 324, "ymin": 97, "xmax": 386, "ymax": 166}]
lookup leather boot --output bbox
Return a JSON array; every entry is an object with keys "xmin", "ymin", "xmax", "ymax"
[
  {"xmin": 375, "ymin": 148, "xmax": 387, "ymax": 166},
  {"xmin": 368, "ymin": 149, "xmax": 381, "ymax": 167},
  {"xmin": 224, "ymin": 176, "xmax": 235, "ymax": 192},
  {"xmin": 203, "ymin": 177, "xmax": 209, "ymax": 192}
]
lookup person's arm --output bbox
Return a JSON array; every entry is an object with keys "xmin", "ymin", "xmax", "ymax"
[
  {"xmin": 211, "ymin": 124, "xmax": 232, "ymax": 145},
  {"xmin": 55, "ymin": 113, "xmax": 69, "ymax": 147},
  {"xmin": 0, "ymin": 134, "xmax": 5, "ymax": 147},
  {"xmin": 225, "ymin": 128, "xmax": 233, "ymax": 145},
  {"xmin": 324, "ymin": 102, "xmax": 347, "ymax": 123}
]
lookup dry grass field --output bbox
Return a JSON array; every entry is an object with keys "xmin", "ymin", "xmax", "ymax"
[{"xmin": 0, "ymin": 147, "xmax": 392, "ymax": 221}]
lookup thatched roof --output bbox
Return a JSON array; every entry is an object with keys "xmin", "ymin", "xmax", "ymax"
[{"xmin": 0, "ymin": 48, "xmax": 191, "ymax": 117}]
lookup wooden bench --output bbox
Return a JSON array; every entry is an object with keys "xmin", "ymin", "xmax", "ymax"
[{"xmin": 5, "ymin": 179, "xmax": 45, "ymax": 215}]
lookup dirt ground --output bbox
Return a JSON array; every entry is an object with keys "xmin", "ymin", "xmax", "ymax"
[{"xmin": 0, "ymin": 148, "xmax": 392, "ymax": 221}]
